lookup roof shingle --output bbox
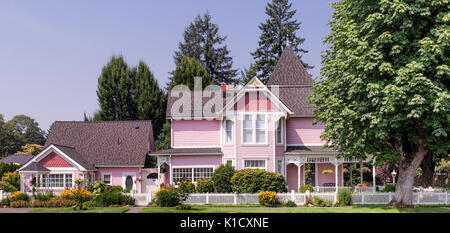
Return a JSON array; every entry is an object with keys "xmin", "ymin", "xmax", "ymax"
[
  {"xmin": 0, "ymin": 154, "xmax": 33, "ymax": 165},
  {"xmin": 45, "ymin": 121, "xmax": 154, "ymax": 167},
  {"xmin": 20, "ymin": 162, "xmax": 50, "ymax": 172}
]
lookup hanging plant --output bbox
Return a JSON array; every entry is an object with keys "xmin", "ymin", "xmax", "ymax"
[{"xmin": 322, "ymin": 169, "xmax": 334, "ymax": 175}]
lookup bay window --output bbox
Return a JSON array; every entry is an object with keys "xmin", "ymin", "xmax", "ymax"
[{"xmin": 39, "ymin": 174, "xmax": 73, "ymax": 188}]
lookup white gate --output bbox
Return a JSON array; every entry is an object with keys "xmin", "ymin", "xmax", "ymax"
[{"xmin": 141, "ymin": 168, "xmax": 159, "ymax": 193}]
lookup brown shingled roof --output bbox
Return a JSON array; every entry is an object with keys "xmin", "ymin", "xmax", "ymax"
[
  {"xmin": 267, "ymin": 45, "xmax": 314, "ymax": 86},
  {"xmin": 286, "ymin": 146, "xmax": 337, "ymax": 154},
  {"xmin": 267, "ymin": 45, "xmax": 317, "ymax": 117},
  {"xmin": 45, "ymin": 121, "xmax": 154, "ymax": 167}
]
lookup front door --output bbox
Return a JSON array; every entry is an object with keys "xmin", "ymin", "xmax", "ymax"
[{"xmin": 141, "ymin": 168, "xmax": 158, "ymax": 193}]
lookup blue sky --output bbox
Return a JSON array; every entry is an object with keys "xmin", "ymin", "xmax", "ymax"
[{"xmin": 0, "ymin": 0, "xmax": 334, "ymax": 131}]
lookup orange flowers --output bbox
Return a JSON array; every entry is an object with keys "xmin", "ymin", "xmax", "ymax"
[{"xmin": 257, "ymin": 191, "xmax": 280, "ymax": 207}]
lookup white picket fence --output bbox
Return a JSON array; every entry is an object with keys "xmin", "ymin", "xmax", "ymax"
[
  {"xmin": 124, "ymin": 192, "xmax": 153, "ymax": 206},
  {"xmin": 184, "ymin": 191, "xmax": 450, "ymax": 205}
]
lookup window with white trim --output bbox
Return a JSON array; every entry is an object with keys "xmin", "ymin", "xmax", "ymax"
[
  {"xmin": 102, "ymin": 173, "xmax": 112, "ymax": 185},
  {"xmin": 39, "ymin": 174, "xmax": 72, "ymax": 188},
  {"xmin": 224, "ymin": 120, "xmax": 233, "ymax": 144},
  {"xmin": 276, "ymin": 119, "xmax": 283, "ymax": 144},
  {"xmin": 243, "ymin": 115, "xmax": 253, "ymax": 143},
  {"xmin": 172, "ymin": 167, "xmax": 214, "ymax": 183},
  {"xmin": 276, "ymin": 159, "xmax": 283, "ymax": 174},
  {"xmin": 242, "ymin": 114, "xmax": 267, "ymax": 144},
  {"xmin": 244, "ymin": 160, "xmax": 266, "ymax": 170}
]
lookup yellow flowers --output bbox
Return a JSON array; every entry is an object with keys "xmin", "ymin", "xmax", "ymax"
[
  {"xmin": 60, "ymin": 188, "xmax": 91, "ymax": 200},
  {"xmin": 257, "ymin": 191, "xmax": 280, "ymax": 207},
  {"xmin": 8, "ymin": 191, "xmax": 22, "ymax": 201}
]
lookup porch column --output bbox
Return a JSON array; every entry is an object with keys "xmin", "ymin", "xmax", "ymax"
[
  {"xmin": 349, "ymin": 164, "xmax": 353, "ymax": 186},
  {"xmin": 335, "ymin": 163, "xmax": 339, "ymax": 188},
  {"xmin": 297, "ymin": 163, "xmax": 301, "ymax": 191},
  {"xmin": 372, "ymin": 162, "xmax": 376, "ymax": 193},
  {"xmin": 359, "ymin": 162, "xmax": 363, "ymax": 184}
]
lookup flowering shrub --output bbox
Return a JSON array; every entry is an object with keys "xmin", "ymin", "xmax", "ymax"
[
  {"xmin": 10, "ymin": 200, "xmax": 30, "ymax": 208},
  {"xmin": 8, "ymin": 191, "xmax": 29, "ymax": 202},
  {"xmin": 154, "ymin": 188, "xmax": 180, "ymax": 207},
  {"xmin": 336, "ymin": 188, "xmax": 352, "ymax": 206},
  {"xmin": 32, "ymin": 197, "xmax": 73, "ymax": 208},
  {"xmin": 1, "ymin": 171, "xmax": 20, "ymax": 192},
  {"xmin": 257, "ymin": 191, "xmax": 280, "ymax": 207}
]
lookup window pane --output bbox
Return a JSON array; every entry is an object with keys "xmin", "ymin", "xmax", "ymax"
[
  {"xmin": 256, "ymin": 130, "xmax": 265, "ymax": 143},
  {"xmin": 225, "ymin": 120, "xmax": 232, "ymax": 131},
  {"xmin": 226, "ymin": 131, "xmax": 232, "ymax": 142},
  {"xmin": 256, "ymin": 115, "xmax": 265, "ymax": 129},
  {"xmin": 243, "ymin": 129, "xmax": 253, "ymax": 143},
  {"xmin": 243, "ymin": 115, "xmax": 252, "ymax": 128},
  {"xmin": 244, "ymin": 160, "xmax": 265, "ymax": 169},
  {"xmin": 65, "ymin": 174, "xmax": 73, "ymax": 188}
]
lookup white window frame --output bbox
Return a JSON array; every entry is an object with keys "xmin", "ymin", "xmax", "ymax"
[
  {"xmin": 276, "ymin": 159, "xmax": 284, "ymax": 174},
  {"xmin": 38, "ymin": 172, "xmax": 74, "ymax": 189},
  {"xmin": 275, "ymin": 118, "xmax": 284, "ymax": 145},
  {"xmin": 102, "ymin": 173, "xmax": 112, "ymax": 185},
  {"xmin": 171, "ymin": 166, "xmax": 215, "ymax": 184},
  {"xmin": 224, "ymin": 120, "xmax": 233, "ymax": 144},
  {"xmin": 241, "ymin": 113, "xmax": 268, "ymax": 145},
  {"xmin": 243, "ymin": 159, "xmax": 268, "ymax": 170}
]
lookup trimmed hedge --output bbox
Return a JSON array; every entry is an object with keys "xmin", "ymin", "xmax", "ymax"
[{"xmin": 231, "ymin": 169, "xmax": 287, "ymax": 193}]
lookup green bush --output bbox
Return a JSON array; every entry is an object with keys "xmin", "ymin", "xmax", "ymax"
[
  {"xmin": 0, "ymin": 162, "xmax": 21, "ymax": 179},
  {"xmin": 178, "ymin": 180, "xmax": 196, "ymax": 194},
  {"xmin": 1, "ymin": 197, "xmax": 10, "ymax": 207},
  {"xmin": 231, "ymin": 169, "xmax": 287, "ymax": 193},
  {"xmin": 311, "ymin": 196, "xmax": 327, "ymax": 207},
  {"xmin": 211, "ymin": 163, "xmax": 235, "ymax": 193},
  {"xmin": 110, "ymin": 185, "xmax": 124, "ymax": 193},
  {"xmin": 32, "ymin": 197, "xmax": 73, "ymax": 208},
  {"xmin": 382, "ymin": 184, "xmax": 396, "ymax": 192},
  {"xmin": 0, "ymin": 181, "xmax": 17, "ymax": 193},
  {"xmin": 284, "ymin": 200, "xmax": 296, "ymax": 207},
  {"xmin": 33, "ymin": 192, "xmax": 54, "ymax": 202},
  {"xmin": 337, "ymin": 188, "xmax": 352, "ymax": 206},
  {"xmin": 94, "ymin": 191, "xmax": 135, "ymax": 207},
  {"xmin": 299, "ymin": 185, "xmax": 314, "ymax": 193},
  {"xmin": 196, "ymin": 179, "xmax": 214, "ymax": 193},
  {"xmin": 155, "ymin": 188, "xmax": 180, "ymax": 207}
]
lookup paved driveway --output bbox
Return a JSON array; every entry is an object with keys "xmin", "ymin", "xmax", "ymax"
[{"xmin": 0, "ymin": 208, "xmax": 32, "ymax": 213}]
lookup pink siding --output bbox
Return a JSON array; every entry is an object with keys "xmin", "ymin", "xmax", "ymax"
[
  {"xmin": 287, "ymin": 163, "xmax": 299, "ymax": 192},
  {"xmin": 96, "ymin": 167, "xmax": 141, "ymax": 192},
  {"xmin": 286, "ymin": 118, "xmax": 325, "ymax": 145},
  {"xmin": 317, "ymin": 163, "xmax": 343, "ymax": 186},
  {"xmin": 171, "ymin": 155, "xmax": 222, "ymax": 167},
  {"xmin": 38, "ymin": 152, "xmax": 73, "ymax": 167},
  {"xmin": 172, "ymin": 120, "xmax": 220, "ymax": 147},
  {"xmin": 235, "ymin": 114, "xmax": 275, "ymax": 172}
]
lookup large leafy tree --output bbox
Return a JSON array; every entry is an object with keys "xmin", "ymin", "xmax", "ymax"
[
  {"xmin": 310, "ymin": 0, "xmax": 449, "ymax": 207},
  {"xmin": 174, "ymin": 12, "xmax": 238, "ymax": 85},
  {"xmin": 167, "ymin": 56, "xmax": 213, "ymax": 91},
  {"xmin": 95, "ymin": 56, "xmax": 167, "ymax": 135},
  {"xmin": 4, "ymin": 115, "xmax": 46, "ymax": 146},
  {"xmin": 0, "ymin": 115, "xmax": 19, "ymax": 157},
  {"xmin": 251, "ymin": 0, "xmax": 311, "ymax": 83}
]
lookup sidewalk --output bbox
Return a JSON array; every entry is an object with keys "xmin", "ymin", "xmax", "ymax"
[
  {"xmin": 0, "ymin": 208, "xmax": 32, "ymax": 213},
  {"xmin": 125, "ymin": 207, "xmax": 145, "ymax": 213}
]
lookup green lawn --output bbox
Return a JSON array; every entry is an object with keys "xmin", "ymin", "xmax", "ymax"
[
  {"xmin": 140, "ymin": 205, "xmax": 450, "ymax": 213},
  {"xmin": 29, "ymin": 207, "xmax": 130, "ymax": 213}
]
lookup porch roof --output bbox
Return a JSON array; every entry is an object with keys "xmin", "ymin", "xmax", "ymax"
[
  {"xmin": 20, "ymin": 162, "xmax": 50, "ymax": 172},
  {"xmin": 286, "ymin": 146, "xmax": 338, "ymax": 154},
  {"xmin": 150, "ymin": 147, "xmax": 222, "ymax": 156}
]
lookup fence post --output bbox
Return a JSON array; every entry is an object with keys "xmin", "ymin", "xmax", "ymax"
[
  {"xmin": 234, "ymin": 193, "xmax": 237, "ymax": 205},
  {"xmin": 0, "ymin": 190, "xmax": 2, "ymax": 201},
  {"xmin": 417, "ymin": 192, "xmax": 420, "ymax": 205},
  {"xmin": 389, "ymin": 192, "xmax": 392, "ymax": 202},
  {"xmin": 291, "ymin": 190, "xmax": 295, "ymax": 201},
  {"xmin": 206, "ymin": 192, "xmax": 209, "ymax": 204},
  {"xmin": 361, "ymin": 192, "xmax": 365, "ymax": 204},
  {"xmin": 446, "ymin": 191, "xmax": 448, "ymax": 205}
]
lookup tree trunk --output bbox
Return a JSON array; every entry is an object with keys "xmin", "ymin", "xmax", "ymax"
[
  {"xmin": 420, "ymin": 151, "xmax": 435, "ymax": 188},
  {"xmin": 389, "ymin": 141, "xmax": 428, "ymax": 207}
]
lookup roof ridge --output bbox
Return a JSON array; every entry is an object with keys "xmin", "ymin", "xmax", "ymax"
[{"xmin": 51, "ymin": 144, "xmax": 76, "ymax": 149}]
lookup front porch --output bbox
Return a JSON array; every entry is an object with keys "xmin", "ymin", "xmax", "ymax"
[{"xmin": 285, "ymin": 154, "xmax": 375, "ymax": 192}]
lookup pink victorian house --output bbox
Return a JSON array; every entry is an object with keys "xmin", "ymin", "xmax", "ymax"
[
  {"xmin": 152, "ymin": 45, "xmax": 367, "ymax": 192},
  {"xmin": 18, "ymin": 121, "xmax": 156, "ymax": 194}
]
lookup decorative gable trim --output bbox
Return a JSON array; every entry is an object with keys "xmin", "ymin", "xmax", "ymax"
[{"xmin": 18, "ymin": 145, "xmax": 87, "ymax": 172}]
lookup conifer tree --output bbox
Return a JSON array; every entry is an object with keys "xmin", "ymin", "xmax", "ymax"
[
  {"xmin": 174, "ymin": 12, "xmax": 238, "ymax": 84},
  {"xmin": 251, "ymin": 0, "xmax": 311, "ymax": 83},
  {"xmin": 168, "ymin": 56, "xmax": 213, "ymax": 91}
]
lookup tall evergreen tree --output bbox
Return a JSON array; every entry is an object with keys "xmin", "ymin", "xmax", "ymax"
[
  {"xmin": 239, "ymin": 63, "xmax": 258, "ymax": 86},
  {"xmin": 251, "ymin": 0, "xmax": 311, "ymax": 83},
  {"xmin": 168, "ymin": 56, "xmax": 213, "ymax": 91},
  {"xmin": 133, "ymin": 61, "xmax": 167, "ymax": 136},
  {"xmin": 174, "ymin": 12, "xmax": 238, "ymax": 84},
  {"xmin": 96, "ymin": 56, "xmax": 136, "ymax": 120}
]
